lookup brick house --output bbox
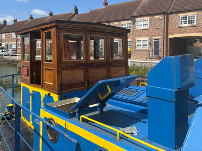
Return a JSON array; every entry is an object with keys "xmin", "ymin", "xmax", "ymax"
[
  {"xmin": 0, "ymin": 20, "xmax": 7, "ymax": 46},
  {"xmin": 0, "ymin": 7, "xmax": 78, "ymax": 53}
]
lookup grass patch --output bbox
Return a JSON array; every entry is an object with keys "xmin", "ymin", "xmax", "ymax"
[{"xmin": 129, "ymin": 65, "xmax": 153, "ymax": 77}]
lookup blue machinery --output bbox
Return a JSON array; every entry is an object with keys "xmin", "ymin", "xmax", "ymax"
[{"xmin": 1, "ymin": 54, "xmax": 202, "ymax": 150}]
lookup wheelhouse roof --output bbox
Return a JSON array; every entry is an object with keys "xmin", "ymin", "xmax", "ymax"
[{"xmin": 16, "ymin": 20, "xmax": 130, "ymax": 35}]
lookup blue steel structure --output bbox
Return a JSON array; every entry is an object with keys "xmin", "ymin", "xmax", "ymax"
[{"xmin": 1, "ymin": 55, "xmax": 202, "ymax": 150}]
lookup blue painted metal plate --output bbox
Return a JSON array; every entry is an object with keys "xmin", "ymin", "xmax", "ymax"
[
  {"xmin": 181, "ymin": 106, "xmax": 202, "ymax": 151},
  {"xmin": 71, "ymin": 75, "xmax": 138, "ymax": 111}
]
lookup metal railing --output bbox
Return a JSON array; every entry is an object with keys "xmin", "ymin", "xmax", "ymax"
[
  {"xmin": 0, "ymin": 73, "xmax": 78, "ymax": 150},
  {"xmin": 80, "ymin": 115, "xmax": 164, "ymax": 151}
]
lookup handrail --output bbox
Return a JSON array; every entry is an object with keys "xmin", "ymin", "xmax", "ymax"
[
  {"xmin": 0, "ymin": 86, "xmax": 79, "ymax": 151},
  {"xmin": 80, "ymin": 115, "xmax": 164, "ymax": 151},
  {"xmin": 0, "ymin": 73, "xmax": 21, "ymax": 79}
]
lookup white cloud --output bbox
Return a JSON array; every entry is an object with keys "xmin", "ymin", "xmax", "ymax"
[
  {"xmin": 0, "ymin": 14, "xmax": 14, "ymax": 25},
  {"xmin": 31, "ymin": 9, "xmax": 48, "ymax": 16},
  {"xmin": 15, "ymin": 0, "xmax": 29, "ymax": 3}
]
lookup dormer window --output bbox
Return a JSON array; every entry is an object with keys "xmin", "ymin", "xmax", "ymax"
[
  {"xmin": 136, "ymin": 19, "xmax": 149, "ymax": 29},
  {"xmin": 122, "ymin": 23, "xmax": 131, "ymax": 29},
  {"xmin": 180, "ymin": 15, "xmax": 196, "ymax": 26},
  {"xmin": 12, "ymin": 33, "xmax": 16, "ymax": 38}
]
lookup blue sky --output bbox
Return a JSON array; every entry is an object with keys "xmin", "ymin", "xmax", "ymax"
[{"xmin": 0, "ymin": 0, "xmax": 131, "ymax": 25}]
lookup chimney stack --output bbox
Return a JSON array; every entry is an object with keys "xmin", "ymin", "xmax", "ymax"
[
  {"xmin": 103, "ymin": 0, "xmax": 108, "ymax": 8},
  {"xmin": 14, "ymin": 18, "xmax": 17, "ymax": 23},
  {"xmin": 74, "ymin": 6, "xmax": 78, "ymax": 14},
  {"xmin": 3, "ymin": 20, "xmax": 7, "ymax": 26},
  {"xmin": 49, "ymin": 11, "xmax": 53, "ymax": 17},
  {"xmin": 29, "ymin": 15, "xmax": 33, "ymax": 20}
]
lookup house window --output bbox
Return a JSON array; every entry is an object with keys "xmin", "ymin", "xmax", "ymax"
[
  {"xmin": 136, "ymin": 39, "xmax": 148, "ymax": 49},
  {"xmin": 12, "ymin": 33, "xmax": 16, "ymax": 38},
  {"xmin": 12, "ymin": 42, "xmax": 16, "ymax": 48},
  {"xmin": 18, "ymin": 42, "xmax": 21, "ymax": 48},
  {"xmin": 122, "ymin": 23, "xmax": 131, "ymax": 29},
  {"xmin": 17, "ymin": 35, "xmax": 21, "ymax": 38},
  {"xmin": 136, "ymin": 19, "xmax": 149, "ymax": 29},
  {"xmin": 180, "ymin": 15, "xmax": 196, "ymax": 26},
  {"xmin": 128, "ymin": 40, "xmax": 131, "ymax": 49},
  {"xmin": 37, "ymin": 41, "xmax": 41, "ymax": 48},
  {"xmin": 2, "ymin": 34, "xmax": 5, "ymax": 39},
  {"xmin": 2, "ymin": 43, "xmax": 5, "ymax": 47}
]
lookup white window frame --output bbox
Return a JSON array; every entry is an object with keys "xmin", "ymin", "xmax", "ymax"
[
  {"xmin": 153, "ymin": 39, "xmax": 160, "ymax": 56},
  {"xmin": 136, "ymin": 19, "xmax": 149, "ymax": 29},
  {"xmin": 128, "ymin": 40, "xmax": 131, "ymax": 49},
  {"xmin": 122, "ymin": 22, "xmax": 131, "ymax": 29},
  {"xmin": 2, "ymin": 43, "xmax": 5, "ymax": 47},
  {"xmin": 2, "ymin": 34, "xmax": 5, "ymax": 39},
  {"xmin": 37, "ymin": 41, "xmax": 41, "ymax": 48},
  {"xmin": 18, "ymin": 42, "xmax": 21, "ymax": 48},
  {"xmin": 12, "ymin": 33, "xmax": 16, "ymax": 38},
  {"xmin": 12, "ymin": 42, "xmax": 16, "ymax": 48},
  {"xmin": 180, "ymin": 15, "xmax": 196, "ymax": 26},
  {"xmin": 136, "ymin": 39, "xmax": 148, "ymax": 49}
]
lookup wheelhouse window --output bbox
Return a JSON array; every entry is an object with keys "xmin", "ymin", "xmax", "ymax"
[
  {"xmin": 122, "ymin": 23, "xmax": 131, "ymax": 29},
  {"xmin": 90, "ymin": 36, "xmax": 105, "ymax": 60},
  {"xmin": 110, "ymin": 38, "xmax": 124, "ymax": 59},
  {"xmin": 136, "ymin": 19, "xmax": 149, "ymax": 29},
  {"xmin": 180, "ymin": 15, "xmax": 196, "ymax": 26},
  {"xmin": 63, "ymin": 34, "xmax": 84, "ymax": 60},
  {"xmin": 45, "ymin": 31, "xmax": 52, "ymax": 62},
  {"xmin": 136, "ymin": 39, "xmax": 148, "ymax": 49},
  {"xmin": 23, "ymin": 36, "xmax": 29, "ymax": 61}
]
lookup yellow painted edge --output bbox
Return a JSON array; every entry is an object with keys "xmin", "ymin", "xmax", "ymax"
[
  {"xmin": 21, "ymin": 115, "xmax": 34, "ymax": 130},
  {"xmin": 40, "ymin": 109, "xmax": 126, "ymax": 151},
  {"xmin": 169, "ymin": 33, "xmax": 202, "ymax": 38},
  {"xmin": 179, "ymin": 12, "xmax": 197, "ymax": 16},
  {"xmin": 30, "ymin": 90, "xmax": 32, "ymax": 125}
]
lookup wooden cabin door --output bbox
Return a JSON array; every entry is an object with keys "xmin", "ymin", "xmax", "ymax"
[{"xmin": 42, "ymin": 29, "xmax": 54, "ymax": 90}]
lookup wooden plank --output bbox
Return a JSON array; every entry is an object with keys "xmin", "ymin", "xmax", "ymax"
[
  {"xmin": 44, "ymin": 68, "xmax": 53, "ymax": 84},
  {"xmin": 111, "ymin": 67, "xmax": 126, "ymax": 78},
  {"xmin": 62, "ymin": 69, "xmax": 85, "ymax": 84},
  {"xmin": 88, "ymin": 67, "xmax": 107, "ymax": 81}
]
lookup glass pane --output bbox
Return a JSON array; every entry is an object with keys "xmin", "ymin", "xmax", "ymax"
[
  {"xmin": 45, "ymin": 31, "xmax": 52, "ymax": 62},
  {"xmin": 63, "ymin": 34, "xmax": 83, "ymax": 60},
  {"xmin": 137, "ymin": 20, "xmax": 142, "ymax": 24},
  {"xmin": 90, "ymin": 36, "xmax": 104, "ymax": 60},
  {"xmin": 23, "ymin": 36, "xmax": 29, "ymax": 61},
  {"xmin": 36, "ymin": 40, "xmax": 41, "ymax": 60},
  {"xmin": 143, "ymin": 19, "xmax": 148, "ymax": 24},
  {"xmin": 188, "ymin": 15, "xmax": 195, "ymax": 25},
  {"xmin": 136, "ymin": 40, "xmax": 141, "ymax": 43},
  {"xmin": 143, "ymin": 24, "xmax": 149, "ymax": 28},
  {"xmin": 142, "ymin": 44, "xmax": 148, "ymax": 49},
  {"xmin": 110, "ymin": 38, "xmax": 124, "ymax": 59},
  {"xmin": 136, "ymin": 44, "xmax": 141, "ymax": 49},
  {"xmin": 142, "ymin": 40, "xmax": 148, "ymax": 43}
]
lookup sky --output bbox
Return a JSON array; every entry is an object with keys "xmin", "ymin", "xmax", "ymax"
[{"xmin": 0, "ymin": 0, "xmax": 131, "ymax": 25}]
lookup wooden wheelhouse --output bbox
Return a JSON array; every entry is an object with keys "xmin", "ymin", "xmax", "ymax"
[{"xmin": 16, "ymin": 20, "xmax": 130, "ymax": 94}]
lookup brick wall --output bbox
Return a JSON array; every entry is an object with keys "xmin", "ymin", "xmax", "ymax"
[{"xmin": 131, "ymin": 14, "xmax": 166, "ymax": 60}]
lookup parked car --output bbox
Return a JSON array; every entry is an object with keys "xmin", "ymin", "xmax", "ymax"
[{"xmin": 3, "ymin": 49, "xmax": 17, "ymax": 55}]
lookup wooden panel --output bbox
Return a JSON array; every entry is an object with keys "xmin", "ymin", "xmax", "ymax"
[
  {"xmin": 89, "ymin": 68, "xmax": 107, "ymax": 81},
  {"xmin": 111, "ymin": 67, "xmax": 126, "ymax": 78},
  {"xmin": 44, "ymin": 68, "xmax": 53, "ymax": 84},
  {"xmin": 62, "ymin": 69, "xmax": 84, "ymax": 84}
]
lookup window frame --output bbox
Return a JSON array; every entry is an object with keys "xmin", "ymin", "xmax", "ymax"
[
  {"xmin": 136, "ymin": 19, "xmax": 149, "ymax": 29},
  {"xmin": 12, "ymin": 33, "xmax": 16, "ymax": 38},
  {"xmin": 62, "ymin": 32, "xmax": 85, "ymax": 62},
  {"xmin": 110, "ymin": 36, "xmax": 125, "ymax": 60},
  {"xmin": 18, "ymin": 42, "xmax": 21, "ymax": 48},
  {"xmin": 89, "ymin": 33, "xmax": 106, "ymax": 62},
  {"xmin": 12, "ymin": 42, "xmax": 16, "ymax": 48},
  {"xmin": 122, "ymin": 22, "xmax": 131, "ymax": 29},
  {"xmin": 136, "ymin": 39, "xmax": 149, "ymax": 49},
  {"xmin": 37, "ymin": 41, "xmax": 41, "ymax": 48},
  {"xmin": 2, "ymin": 34, "xmax": 5, "ymax": 39},
  {"xmin": 128, "ymin": 40, "xmax": 131, "ymax": 49},
  {"xmin": 179, "ymin": 15, "xmax": 196, "ymax": 26}
]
